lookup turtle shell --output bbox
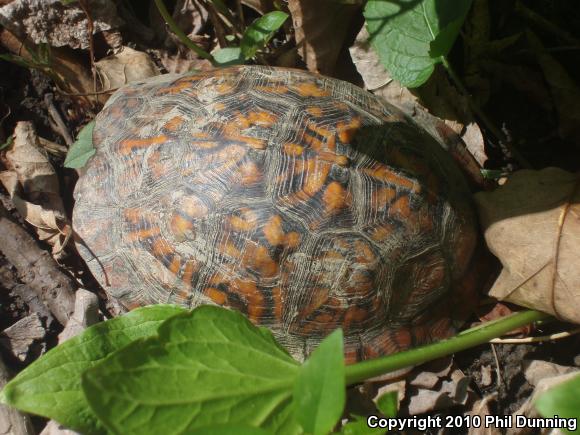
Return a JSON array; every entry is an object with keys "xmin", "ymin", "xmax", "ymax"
[{"xmin": 73, "ymin": 66, "xmax": 477, "ymax": 362}]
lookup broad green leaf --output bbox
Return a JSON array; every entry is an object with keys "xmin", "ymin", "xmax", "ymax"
[
  {"xmin": 535, "ymin": 373, "xmax": 580, "ymax": 434},
  {"xmin": 0, "ymin": 305, "xmax": 185, "ymax": 435},
  {"xmin": 294, "ymin": 329, "xmax": 345, "ymax": 435},
  {"xmin": 190, "ymin": 424, "xmax": 273, "ymax": 435},
  {"xmin": 213, "ymin": 47, "xmax": 245, "ymax": 66},
  {"xmin": 82, "ymin": 305, "xmax": 302, "ymax": 435},
  {"xmin": 375, "ymin": 391, "xmax": 398, "ymax": 418},
  {"xmin": 241, "ymin": 11, "xmax": 288, "ymax": 59},
  {"xmin": 364, "ymin": 0, "xmax": 473, "ymax": 87},
  {"xmin": 64, "ymin": 120, "xmax": 96, "ymax": 168}
]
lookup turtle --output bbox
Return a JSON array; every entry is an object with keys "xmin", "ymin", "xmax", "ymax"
[{"xmin": 73, "ymin": 65, "xmax": 478, "ymax": 362}]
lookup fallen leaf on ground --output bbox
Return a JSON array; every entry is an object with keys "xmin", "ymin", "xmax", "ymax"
[
  {"xmin": 467, "ymin": 394, "xmax": 500, "ymax": 435},
  {"xmin": 0, "ymin": 122, "xmax": 70, "ymax": 255},
  {"xmin": 96, "ymin": 46, "xmax": 160, "ymax": 92},
  {"xmin": 288, "ymin": 0, "xmax": 360, "ymax": 75},
  {"xmin": 475, "ymin": 168, "xmax": 580, "ymax": 323}
]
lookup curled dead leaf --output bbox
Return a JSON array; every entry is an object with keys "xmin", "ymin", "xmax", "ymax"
[
  {"xmin": 288, "ymin": 0, "xmax": 360, "ymax": 75},
  {"xmin": 475, "ymin": 168, "xmax": 580, "ymax": 324},
  {"xmin": 96, "ymin": 46, "xmax": 160, "ymax": 92},
  {"xmin": 0, "ymin": 122, "xmax": 70, "ymax": 256}
]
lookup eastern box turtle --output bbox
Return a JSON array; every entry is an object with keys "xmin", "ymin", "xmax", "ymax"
[{"xmin": 73, "ymin": 66, "xmax": 477, "ymax": 362}]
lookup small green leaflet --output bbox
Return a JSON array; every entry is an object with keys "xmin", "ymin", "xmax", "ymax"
[
  {"xmin": 294, "ymin": 329, "xmax": 346, "ymax": 435},
  {"xmin": 364, "ymin": 0, "xmax": 473, "ymax": 87},
  {"xmin": 82, "ymin": 306, "xmax": 303, "ymax": 435},
  {"xmin": 213, "ymin": 47, "xmax": 245, "ymax": 66},
  {"xmin": 0, "ymin": 305, "xmax": 186, "ymax": 435},
  {"xmin": 0, "ymin": 135, "xmax": 13, "ymax": 151},
  {"xmin": 375, "ymin": 391, "xmax": 398, "ymax": 417},
  {"xmin": 64, "ymin": 120, "xmax": 96, "ymax": 168},
  {"xmin": 241, "ymin": 11, "xmax": 289, "ymax": 59},
  {"xmin": 535, "ymin": 373, "xmax": 580, "ymax": 435}
]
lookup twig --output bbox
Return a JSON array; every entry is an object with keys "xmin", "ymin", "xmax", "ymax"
[
  {"xmin": 44, "ymin": 93, "xmax": 74, "ymax": 145},
  {"xmin": 153, "ymin": 0, "xmax": 216, "ymax": 64},
  {"xmin": 490, "ymin": 327, "xmax": 580, "ymax": 344},
  {"xmin": 550, "ymin": 175, "xmax": 580, "ymax": 318},
  {"xmin": 490, "ymin": 343, "xmax": 503, "ymax": 391},
  {"xmin": 441, "ymin": 57, "xmax": 532, "ymax": 169},
  {"xmin": 0, "ymin": 203, "xmax": 75, "ymax": 325}
]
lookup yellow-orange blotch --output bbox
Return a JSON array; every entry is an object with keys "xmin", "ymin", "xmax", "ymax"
[{"xmin": 323, "ymin": 181, "xmax": 347, "ymax": 213}]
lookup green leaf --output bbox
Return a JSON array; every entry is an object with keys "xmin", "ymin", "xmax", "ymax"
[
  {"xmin": 241, "ymin": 11, "xmax": 288, "ymax": 59},
  {"xmin": 0, "ymin": 305, "xmax": 185, "ymax": 435},
  {"xmin": 338, "ymin": 415, "xmax": 386, "ymax": 435},
  {"xmin": 190, "ymin": 424, "xmax": 274, "ymax": 435},
  {"xmin": 82, "ymin": 305, "xmax": 302, "ymax": 435},
  {"xmin": 294, "ymin": 329, "xmax": 345, "ymax": 435},
  {"xmin": 0, "ymin": 135, "xmax": 13, "ymax": 151},
  {"xmin": 376, "ymin": 391, "xmax": 398, "ymax": 417},
  {"xmin": 213, "ymin": 47, "xmax": 245, "ymax": 66},
  {"xmin": 64, "ymin": 120, "xmax": 96, "ymax": 168},
  {"xmin": 535, "ymin": 373, "xmax": 580, "ymax": 434},
  {"xmin": 364, "ymin": 0, "xmax": 473, "ymax": 87}
]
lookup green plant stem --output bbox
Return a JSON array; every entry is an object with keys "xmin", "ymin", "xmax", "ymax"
[
  {"xmin": 153, "ymin": 0, "xmax": 216, "ymax": 65},
  {"xmin": 345, "ymin": 310, "xmax": 550, "ymax": 385},
  {"xmin": 440, "ymin": 57, "xmax": 532, "ymax": 169}
]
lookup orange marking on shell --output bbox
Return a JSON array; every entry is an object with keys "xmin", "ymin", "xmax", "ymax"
[
  {"xmin": 193, "ymin": 141, "xmax": 221, "ymax": 149},
  {"xmin": 123, "ymin": 208, "xmax": 145, "ymax": 223},
  {"xmin": 180, "ymin": 196, "xmax": 208, "ymax": 219},
  {"xmin": 317, "ymin": 151, "xmax": 349, "ymax": 167},
  {"xmin": 168, "ymin": 256, "xmax": 181, "ymax": 275},
  {"xmin": 363, "ymin": 166, "xmax": 417, "ymax": 191},
  {"xmin": 151, "ymin": 238, "xmax": 174, "ymax": 258},
  {"xmin": 323, "ymin": 181, "xmax": 347, "ymax": 213},
  {"xmin": 170, "ymin": 214, "xmax": 194, "ymax": 241},
  {"xmin": 337, "ymin": 118, "xmax": 362, "ymax": 143},
  {"xmin": 221, "ymin": 241, "xmax": 241, "ymax": 259},
  {"xmin": 343, "ymin": 306, "xmax": 369, "ymax": 330},
  {"xmin": 247, "ymin": 111, "xmax": 278, "ymax": 126},
  {"xmin": 181, "ymin": 260, "xmax": 198, "ymax": 284},
  {"xmin": 216, "ymin": 83, "xmax": 234, "ymax": 93},
  {"xmin": 163, "ymin": 116, "xmax": 185, "ymax": 132},
  {"xmin": 205, "ymin": 287, "xmax": 227, "ymax": 305},
  {"xmin": 127, "ymin": 227, "xmax": 161, "ymax": 242},
  {"xmin": 234, "ymin": 279, "xmax": 264, "ymax": 321},
  {"xmin": 263, "ymin": 215, "xmax": 284, "ymax": 246},
  {"xmin": 304, "ymin": 133, "xmax": 325, "ymax": 151},
  {"xmin": 292, "ymin": 82, "xmax": 330, "ymax": 97},
  {"xmin": 239, "ymin": 160, "xmax": 262, "ymax": 185},
  {"xmin": 371, "ymin": 186, "xmax": 397, "ymax": 210},
  {"xmin": 228, "ymin": 210, "xmax": 258, "ymax": 232},
  {"xmin": 304, "ymin": 160, "xmax": 330, "ymax": 196},
  {"xmin": 371, "ymin": 223, "xmax": 395, "ymax": 242},
  {"xmin": 306, "ymin": 106, "xmax": 324, "ymax": 117},
  {"xmin": 283, "ymin": 142, "xmax": 304, "ymax": 156},
  {"xmin": 243, "ymin": 245, "xmax": 278, "ymax": 278},
  {"xmin": 120, "ymin": 135, "xmax": 167, "ymax": 155},
  {"xmin": 353, "ymin": 240, "xmax": 376, "ymax": 264},
  {"xmin": 391, "ymin": 195, "xmax": 411, "ymax": 219},
  {"xmin": 271, "ymin": 286, "xmax": 283, "ymax": 323},
  {"xmin": 284, "ymin": 232, "xmax": 301, "ymax": 249}
]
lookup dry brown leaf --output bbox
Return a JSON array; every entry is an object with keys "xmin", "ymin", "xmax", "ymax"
[
  {"xmin": 0, "ymin": 122, "xmax": 69, "ymax": 255},
  {"xmin": 475, "ymin": 168, "xmax": 580, "ymax": 323},
  {"xmin": 96, "ymin": 46, "xmax": 160, "ymax": 92},
  {"xmin": 288, "ymin": 0, "xmax": 360, "ymax": 75},
  {"xmin": 0, "ymin": 0, "xmax": 122, "ymax": 50},
  {"xmin": 467, "ymin": 395, "xmax": 500, "ymax": 435}
]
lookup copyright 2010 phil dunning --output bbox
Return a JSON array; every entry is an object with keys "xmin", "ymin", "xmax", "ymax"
[{"xmin": 366, "ymin": 414, "xmax": 578, "ymax": 432}]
